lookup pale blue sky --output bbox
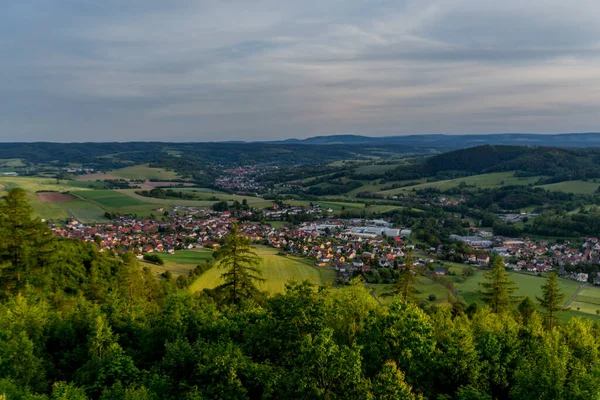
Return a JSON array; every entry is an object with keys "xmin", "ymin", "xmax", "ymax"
[{"xmin": 2, "ymin": 0, "xmax": 600, "ymax": 141}]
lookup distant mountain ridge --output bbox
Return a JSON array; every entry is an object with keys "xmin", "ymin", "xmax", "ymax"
[{"xmin": 267, "ymin": 133, "xmax": 600, "ymax": 148}]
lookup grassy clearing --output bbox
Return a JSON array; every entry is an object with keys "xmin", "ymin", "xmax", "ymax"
[
  {"xmin": 110, "ymin": 164, "xmax": 181, "ymax": 181},
  {"xmin": 537, "ymin": 180, "xmax": 600, "ymax": 195},
  {"xmin": 371, "ymin": 275, "xmax": 452, "ymax": 306},
  {"xmin": 189, "ymin": 246, "xmax": 336, "ymax": 294}
]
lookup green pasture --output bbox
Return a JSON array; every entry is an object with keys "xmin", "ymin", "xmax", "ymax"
[
  {"xmin": 120, "ymin": 189, "xmax": 273, "ymax": 209},
  {"xmin": 189, "ymin": 246, "xmax": 336, "ymax": 294},
  {"xmin": 75, "ymin": 190, "xmax": 146, "ymax": 208},
  {"xmin": 110, "ymin": 164, "xmax": 181, "ymax": 181},
  {"xmin": 161, "ymin": 250, "xmax": 214, "ymax": 265},
  {"xmin": 537, "ymin": 180, "xmax": 600, "ymax": 195},
  {"xmin": 61, "ymin": 200, "xmax": 110, "ymax": 223},
  {"xmin": 379, "ymin": 172, "xmax": 543, "ymax": 195}
]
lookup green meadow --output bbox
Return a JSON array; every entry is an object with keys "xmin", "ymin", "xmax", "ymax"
[{"xmin": 188, "ymin": 246, "xmax": 336, "ymax": 294}]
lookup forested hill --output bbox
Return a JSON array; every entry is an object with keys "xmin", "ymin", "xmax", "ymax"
[
  {"xmin": 387, "ymin": 145, "xmax": 600, "ymax": 182},
  {"xmin": 272, "ymin": 132, "xmax": 600, "ymax": 148},
  {"xmin": 0, "ymin": 142, "xmax": 431, "ymax": 169}
]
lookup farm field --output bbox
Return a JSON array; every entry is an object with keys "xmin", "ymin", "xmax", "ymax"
[
  {"xmin": 61, "ymin": 199, "xmax": 110, "ymax": 223},
  {"xmin": 188, "ymin": 246, "xmax": 336, "ymax": 294},
  {"xmin": 379, "ymin": 172, "xmax": 543, "ymax": 195},
  {"xmin": 110, "ymin": 164, "xmax": 181, "ymax": 181},
  {"xmin": 537, "ymin": 180, "xmax": 600, "ymax": 195},
  {"xmin": 0, "ymin": 176, "xmax": 92, "ymax": 221},
  {"xmin": 75, "ymin": 190, "xmax": 146, "ymax": 208},
  {"xmin": 570, "ymin": 288, "xmax": 600, "ymax": 315},
  {"xmin": 120, "ymin": 189, "xmax": 274, "ymax": 209}
]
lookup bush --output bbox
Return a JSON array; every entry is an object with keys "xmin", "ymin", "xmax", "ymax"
[
  {"xmin": 428, "ymin": 294, "xmax": 437, "ymax": 301},
  {"xmin": 143, "ymin": 253, "xmax": 164, "ymax": 265}
]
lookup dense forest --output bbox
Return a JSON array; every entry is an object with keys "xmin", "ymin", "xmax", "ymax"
[
  {"xmin": 386, "ymin": 145, "xmax": 600, "ymax": 182},
  {"xmin": 0, "ymin": 188, "xmax": 598, "ymax": 399}
]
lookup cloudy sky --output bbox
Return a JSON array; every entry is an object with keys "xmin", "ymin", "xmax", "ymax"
[{"xmin": 2, "ymin": 0, "xmax": 600, "ymax": 142}]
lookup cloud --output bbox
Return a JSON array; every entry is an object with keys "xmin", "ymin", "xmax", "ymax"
[{"xmin": 1, "ymin": 0, "xmax": 600, "ymax": 141}]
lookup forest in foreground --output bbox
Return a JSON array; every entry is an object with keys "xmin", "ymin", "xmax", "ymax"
[{"xmin": 0, "ymin": 188, "xmax": 598, "ymax": 400}]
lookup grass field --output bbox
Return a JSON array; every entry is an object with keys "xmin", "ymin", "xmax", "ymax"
[
  {"xmin": 379, "ymin": 172, "xmax": 543, "ymax": 195},
  {"xmin": 537, "ymin": 180, "xmax": 600, "ymax": 195},
  {"xmin": 188, "ymin": 246, "xmax": 337, "ymax": 293},
  {"xmin": 75, "ymin": 190, "xmax": 146, "ymax": 208},
  {"xmin": 120, "ymin": 189, "xmax": 274, "ymax": 209},
  {"xmin": 161, "ymin": 250, "xmax": 214, "ymax": 264},
  {"xmin": 371, "ymin": 275, "xmax": 451, "ymax": 306},
  {"xmin": 570, "ymin": 288, "xmax": 600, "ymax": 315},
  {"xmin": 110, "ymin": 164, "xmax": 181, "ymax": 181},
  {"xmin": 0, "ymin": 177, "xmax": 92, "ymax": 220},
  {"xmin": 61, "ymin": 200, "xmax": 110, "ymax": 223},
  {"xmin": 354, "ymin": 163, "xmax": 405, "ymax": 175},
  {"xmin": 369, "ymin": 263, "xmax": 600, "ymax": 321},
  {"xmin": 455, "ymin": 270, "xmax": 581, "ymax": 305}
]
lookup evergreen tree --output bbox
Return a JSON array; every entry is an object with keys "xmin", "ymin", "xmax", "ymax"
[
  {"xmin": 537, "ymin": 272, "xmax": 566, "ymax": 330},
  {"xmin": 0, "ymin": 188, "xmax": 54, "ymax": 296},
  {"xmin": 213, "ymin": 223, "xmax": 264, "ymax": 305},
  {"xmin": 479, "ymin": 256, "xmax": 517, "ymax": 313},
  {"xmin": 518, "ymin": 296, "xmax": 537, "ymax": 324}
]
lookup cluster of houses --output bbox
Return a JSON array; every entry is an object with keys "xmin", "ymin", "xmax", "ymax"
[
  {"xmin": 450, "ymin": 229, "xmax": 600, "ymax": 284},
  {"xmin": 48, "ymin": 203, "xmax": 600, "ymax": 287},
  {"xmin": 215, "ymin": 166, "xmax": 267, "ymax": 192}
]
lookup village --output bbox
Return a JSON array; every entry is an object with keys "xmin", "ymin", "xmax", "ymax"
[{"xmin": 49, "ymin": 204, "xmax": 600, "ymax": 286}]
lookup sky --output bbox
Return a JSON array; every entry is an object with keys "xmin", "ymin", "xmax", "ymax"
[{"xmin": 2, "ymin": 0, "xmax": 600, "ymax": 142}]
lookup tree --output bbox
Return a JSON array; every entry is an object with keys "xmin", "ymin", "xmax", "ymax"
[
  {"xmin": 536, "ymin": 272, "xmax": 566, "ymax": 330},
  {"xmin": 371, "ymin": 360, "xmax": 419, "ymax": 400},
  {"xmin": 384, "ymin": 251, "xmax": 417, "ymax": 300},
  {"xmin": 213, "ymin": 223, "xmax": 264, "ymax": 305},
  {"xmin": 0, "ymin": 188, "xmax": 54, "ymax": 296},
  {"xmin": 479, "ymin": 256, "xmax": 517, "ymax": 313},
  {"xmin": 518, "ymin": 296, "xmax": 537, "ymax": 324}
]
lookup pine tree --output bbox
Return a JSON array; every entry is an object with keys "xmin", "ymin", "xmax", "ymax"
[
  {"xmin": 536, "ymin": 272, "xmax": 566, "ymax": 330},
  {"xmin": 0, "ymin": 188, "xmax": 53, "ymax": 296},
  {"xmin": 213, "ymin": 223, "xmax": 265, "ymax": 305},
  {"xmin": 479, "ymin": 256, "xmax": 517, "ymax": 313}
]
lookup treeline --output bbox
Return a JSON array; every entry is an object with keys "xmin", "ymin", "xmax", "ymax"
[{"xmin": 136, "ymin": 188, "xmax": 196, "ymax": 200}]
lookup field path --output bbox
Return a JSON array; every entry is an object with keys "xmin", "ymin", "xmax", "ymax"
[
  {"xmin": 564, "ymin": 284, "xmax": 585, "ymax": 308},
  {"xmin": 363, "ymin": 281, "xmax": 383, "ymax": 305}
]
